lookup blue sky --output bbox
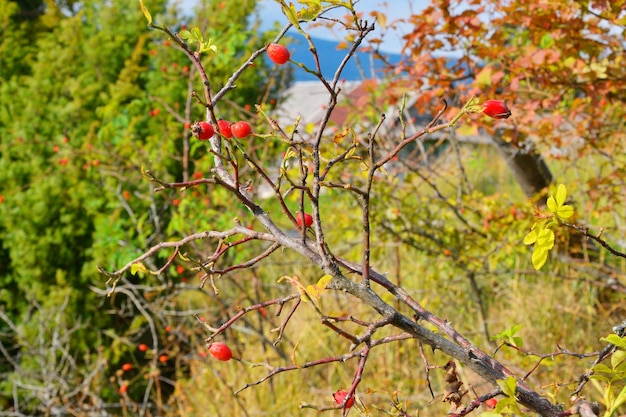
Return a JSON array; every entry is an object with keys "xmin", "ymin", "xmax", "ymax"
[
  {"xmin": 255, "ymin": 0, "xmax": 424, "ymax": 53},
  {"xmin": 179, "ymin": 0, "xmax": 424, "ymax": 53}
]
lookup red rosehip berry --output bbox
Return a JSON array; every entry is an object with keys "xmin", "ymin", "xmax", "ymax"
[
  {"xmin": 482, "ymin": 100, "xmax": 511, "ymax": 119},
  {"xmin": 119, "ymin": 384, "xmax": 129, "ymax": 394},
  {"xmin": 158, "ymin": 354, "xmax": 168, "ymax": 363},
  {"xmin": 208, "ymin": 342, "xmax": 233, "ymax": 361},
  {"xmin": 138, "ymin": 343, "xmax": 149, "ymax": 352},
  {"xmin": 485, "ymin": 398, "xmax": 498, "ymax": 408},
  {"xmin": 121, "ymin": 363, "xmax": 132, "ymax": 372},
  {"xmin": 191, "ymin": 122, "xmax": 215, "ymax": 140},
  {"xmin": 267, "ymin": 43, "xmax": 290, "ymax": 65},
  {"xmin": 230, "ymin": 121, "xmax": 252, "ymax": 138},
  {"xmin": 217, "ymin": 119, "xmax": 232, "ymax": 138},
  {"xmin": 333, "ymin": 389, "xmax": 355, "ymax": 408},
  {"xmin": 296, "ymin": 212, "xmax": 313, "ymax": 228}
]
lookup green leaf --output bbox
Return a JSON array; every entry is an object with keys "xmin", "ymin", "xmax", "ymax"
[
  {"xmin": 539, "ymin": 33, "xmax": 555, "ymax": 49},
  {"xmin": 191, "ymin": 27, "xmax": 203, "ymax": 41},
  {"xmin": 297, "ymin": 0, "xmax": 322, "ymax": 21},
  {"xmin": 602, "ymin": 334, "xmax": 626, "ymax": 350},
  {"xmin": 282, "ymin": 3, "xmax": 301, "ymax": 28},
  {"xmin": 497, "ymin": 376, "xmax": 517, "ymax": 398},
  {"xmin": 139, "ymin": 0, "xmax": 153, "ymax": 25},
  {"xmin": 179, "ymin": 30, "xmax": 192, "ymax": 40},
  {"xmin": 592, "ymin": 363, "xmax": 612, "ymax": 375},
  {"xmin": 609, "ymin": 385, "xmax": 626, "ymax": 416}
]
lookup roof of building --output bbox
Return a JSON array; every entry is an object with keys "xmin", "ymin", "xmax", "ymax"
[{"xmin": 272, "ymin": 80, "xmax": 492, "ymax": 144}]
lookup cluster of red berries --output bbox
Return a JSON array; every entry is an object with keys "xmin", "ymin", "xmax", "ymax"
[{"xmin": 191, "ymin": 120, "xmax": 252, "ymax": 141}]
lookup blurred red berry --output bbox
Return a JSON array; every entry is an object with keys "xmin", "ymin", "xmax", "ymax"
[
  {"xmin": 138, "ymin": 343, "xmax": 148, "ymax": 352},
  {"xmin": 208, "ymin": 342, "xmax": 233, "ymax": 361},
  {"xmin": 482, "ymin": 100, "xmax": 511, "ymax": 119},
  {"xmin": 296, "ymin": 212, "xmax": 313, "ymax": 228},
  {"xmin": 165, "ymin": 325, "xmax": 172, "ymax": 332},
  {"xmin": 121, "ymin": 363, "xmax": 132, "ymax": 372},
  {"xmin": 191, "ymin": 122, "xmax": 215, "ymax": 140},
  {"xmin": 267, "ymin": 43, "xmax": 290, "ymax": 65},
  {"xmin": 485, "ymin": 398, "xmax": 498, "ymax": 408},
  {"xmin": 333, "ymin": 389, "xmax": 355, "ymax": 408},
  {"xmin": 230, "ymin": 121, "xmax": 252, "ymax": 138},
  {"xmin": 158, "ymin": 355, "xmax": 168, "ymax": 363},
  {"xmin": 119, "ymin": 384, "xmax": 129, "ymax": 394}
]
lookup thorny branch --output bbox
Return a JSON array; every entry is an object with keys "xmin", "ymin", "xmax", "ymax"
[{"xmin": 95, "ymin": 6, "xmax": 609, "ymax": 417}]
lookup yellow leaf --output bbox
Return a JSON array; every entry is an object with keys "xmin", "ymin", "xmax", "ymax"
[
  {"xmin": 372, "ymin": 11, "xmax": 387, "ymax": 29},
  {"xmin": 532, "ymin": 247, "xmax": 549, "ymax": 270},
  {"xmin": 476, "ymin": 66, "xmax": 492, "ymax": 88},
  {"xmin": 130, "ymin": 262, "xmax": 148, "ymax": 276},
  {"xmin": 536, "ymin": 228, "xmax": 555, "ymax": 249},
  {"xmin": 557, "ymin": 205, "xmax": 574, "ymax": 219},
  {"xmin": 546, "ymin": 195, "xmax": 557, "ymax": 213},
  {"xmin": 303, "ymin": 274, "xmax": 332, "ymax": 302},
  {"xmin": 139, "ymin": 0, "xmax": 153, "ymax": 26},
  {"xmin": 555, "ymin": 184, "xmax": 567, "ymax": 207},
  {"xmin": 523, "ymin": 229, "xmax": 537, "ymax": 245},
  {"xmin": 333, "ymin": 128, "xmax": 351, "ymax": 144},
  {"xmin": 317, "ymin": 274, "xmax": 332, "ymax": 289},
  {"xmin": 282, "ymin": 3, "xmax": 301, "ymax": 28}
]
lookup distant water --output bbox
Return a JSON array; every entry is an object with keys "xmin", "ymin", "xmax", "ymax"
[{"xmin": 286, "ymin": 33, "xmax": 402, "ymax": 82}]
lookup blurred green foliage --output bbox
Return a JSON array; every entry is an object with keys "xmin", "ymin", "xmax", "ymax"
[{"xmin": 0, "ymin": 0, "xmax": 287, "ymax": 412}]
